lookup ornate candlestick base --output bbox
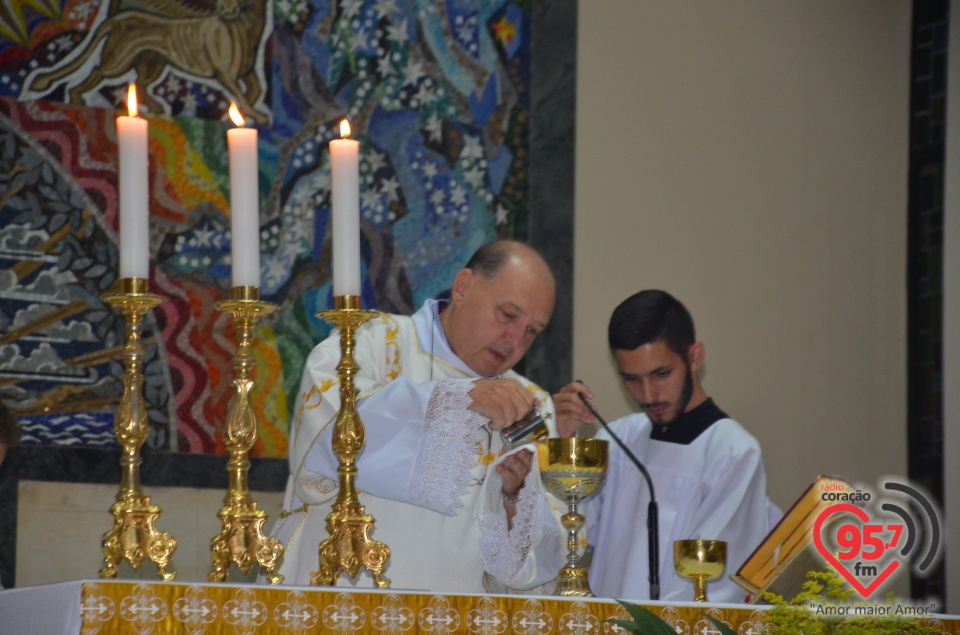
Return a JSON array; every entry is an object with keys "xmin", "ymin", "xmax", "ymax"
[
  {"xmin": 311, "ymin": 295, "xmax": 391, "ymax": 587},
  {"xmin": 99, "ymin": 277, "xmax": 177, "ymax": 581},
  {"xmin": 209, "ymin": 286, "xmax": 284, "ymax": 584}
]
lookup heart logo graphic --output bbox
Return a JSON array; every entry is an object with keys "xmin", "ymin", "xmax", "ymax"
[{"xmin": 813, "ymin": 503, "xmax": 900, "ymax": 597}]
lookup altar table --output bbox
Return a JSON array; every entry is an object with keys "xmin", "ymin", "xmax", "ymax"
[{"xmin": 0, "ymin": 579, "xmax": 957, "ymax": 635}]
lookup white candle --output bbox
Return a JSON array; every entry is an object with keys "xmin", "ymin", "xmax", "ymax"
[
  {"xmin": 330, "ymin": 120, "xmax": 361, "ymax": 296},
  {"xmin": 227, "ymin": 103, "xmax": 260, "ymax": 288},
  {"xmin": 117, "ymin": 85, "xmax": 149, "ymax": 280}
]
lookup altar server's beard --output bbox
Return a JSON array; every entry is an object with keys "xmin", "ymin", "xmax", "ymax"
[{"xmin": 643, "ymin": 365, "xmax": 694, "ymax": 426}]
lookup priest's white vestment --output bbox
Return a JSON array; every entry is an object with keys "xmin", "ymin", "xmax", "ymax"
[
  {"xmin": 585, "ymin": 399, "xmax": 777, "ymax": 602},
  {"xmin": 272, "ymin": 299, "xmax": 565, "ymax": 592}
]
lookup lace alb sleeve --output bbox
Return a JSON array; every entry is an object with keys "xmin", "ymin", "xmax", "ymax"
[
  {"xmin": 475, "ymin": 476, "xmax": 538, "ymax": 583},
  {"xmin": 407, "ymin": 378, "xmax": 486, "ymax": 515}
]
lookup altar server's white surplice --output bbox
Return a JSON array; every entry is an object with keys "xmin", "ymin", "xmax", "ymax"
[
  {"xmin": 272, "ymin": 299, "xmax": 564, "ymax": 592},
  {"xmin": 585, "ymin": 399, "xmax": 777, "ymax": 602}
]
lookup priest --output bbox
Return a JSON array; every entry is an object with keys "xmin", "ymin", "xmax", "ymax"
[
  {"xmin": 272, "ymin": 240, "xmax": 568, "ymax": 592},
  {"xmin": 554, "ymin": 289, "xmax": 779, "ymax": 602}
]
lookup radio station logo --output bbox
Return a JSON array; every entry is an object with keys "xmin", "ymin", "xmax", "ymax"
[{"xmin": 813, "ymin": 478, "xmax": 942, "ymax": 598}]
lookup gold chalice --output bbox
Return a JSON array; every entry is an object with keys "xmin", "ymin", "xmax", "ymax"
[
  {"xmin": 537, "ymin": 438, "xmax": 608, "ymax": 597},
  {"xmin": 673, "ymin": 539, "xmax": 727, "ymax": 602}
]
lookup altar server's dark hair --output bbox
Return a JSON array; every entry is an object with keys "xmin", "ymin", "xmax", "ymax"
[{"xmin": 608, "ymin": 290, "xmax": 696, "ymax": 359}]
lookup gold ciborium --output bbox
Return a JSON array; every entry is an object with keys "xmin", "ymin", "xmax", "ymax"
[
  {"xmin": 537, "ymin": 437, "xmax": 608, "ymax": 597},
  {"xmin": 673, "ymin": 539, "xmax": 727, "ymax": 602}
]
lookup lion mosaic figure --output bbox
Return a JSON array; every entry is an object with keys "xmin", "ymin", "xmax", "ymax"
[{"xmin": 28, "ymin": 0, "xmax": 269, "ymax": 123}]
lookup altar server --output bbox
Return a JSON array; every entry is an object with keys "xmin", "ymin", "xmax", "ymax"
[
  {"xmin": 273, "ymin": 240, "xmax": 568, "ymax": 592},
  {"xmin": 554, "ymin": 289, "xmax": 778, "ymax": 602}
]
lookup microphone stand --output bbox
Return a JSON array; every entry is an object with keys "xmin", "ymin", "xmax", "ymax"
[{"xmin": 577, "ymin": 391, "xmax": 661, "ymax": 600}]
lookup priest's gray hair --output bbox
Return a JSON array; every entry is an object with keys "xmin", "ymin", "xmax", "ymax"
[
  {"xmin": 465, "ymin": 240, "xmax": 518, "ymax": 279},
  {"xmin": 464, "ymin": 240, "xmax": 552, "ymax": 283}
]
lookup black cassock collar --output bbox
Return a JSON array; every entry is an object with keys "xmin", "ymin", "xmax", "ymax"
[{"xmin": 649, "ymin": 397, "xmax": 728, "ymax": 445}]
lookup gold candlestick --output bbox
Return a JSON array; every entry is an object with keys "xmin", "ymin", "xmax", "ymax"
[
  {"xmin": 209, "ymin": 286, "xmax": 285, "ymax": 584},
  {"xmin": 311, "ymin": 294, "xmax": 391, "ymax": 587},
  {"xmin": 99, "ymin": 277, "xmax": 177, "ymax": 580}
]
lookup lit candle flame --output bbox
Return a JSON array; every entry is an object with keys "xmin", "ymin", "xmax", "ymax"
[
  {"xmin": 126, "ymin": 85, "xmax": 138, "ymax": 117},
  {"xmin": 228, "ymin": 102, "xmax": 245, "ymax": 127},
  {"xmin": 340, "ymin": 119, "xmax": 351, "ymax": 138}
]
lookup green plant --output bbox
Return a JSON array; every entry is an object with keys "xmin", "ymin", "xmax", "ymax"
[
  {"xmin": 608, "ymin": 571, "xmax": 939, "ymax": 635},
  {"xmin": 760, "ymin": 570, "xmax": 940, "ymax": 635},
  {"xmin": 608, "ymin": 601, "xmax": 737, "ymax": 635}
]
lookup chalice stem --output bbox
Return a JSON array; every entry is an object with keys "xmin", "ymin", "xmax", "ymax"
[
  {"xmin": 566, "ymin": 502, "xmax": 581, "ymax": 567},
  {"xmin": 693, "ymin": 574, "xmax": 708, "ymax": 602}
]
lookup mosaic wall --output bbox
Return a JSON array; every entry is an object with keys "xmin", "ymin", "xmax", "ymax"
[{"xmin": 0, "ymin": 0, "xmax": 534, "ymax": 457}]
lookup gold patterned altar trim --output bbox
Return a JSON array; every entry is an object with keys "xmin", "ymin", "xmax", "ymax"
[{"xmin": 75, "ymin": 580, "xmax": 960, "ymax": 635}]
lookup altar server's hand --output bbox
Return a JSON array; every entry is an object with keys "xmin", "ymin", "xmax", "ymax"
[
  {"xmin": 553, "ymin": 380, "xmax": 596, "ymax": 437},
  {"xmin": 468, "ymin": 378, "xmax": 537, "ymax": 430}
]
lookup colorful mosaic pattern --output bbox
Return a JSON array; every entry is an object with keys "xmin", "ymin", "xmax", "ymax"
[{"xmin": 0, "ymin": 0, "xmax": 531, "ymax": 456}]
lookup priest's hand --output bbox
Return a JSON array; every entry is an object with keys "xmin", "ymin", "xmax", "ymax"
[
  {"xmin": 468, "ymin": 378, "xmax": 537, "ymax": 430},
  {"xmin": 553, "ymin": 380, "xmax": 597, "ymax": 437},
  {"xmin": 497, "ymin": 448, "xmax": 532, "ymax": 499},
  {"xmin": 497, "ymin": 448, "xmax": 532, "ymax": 525}
]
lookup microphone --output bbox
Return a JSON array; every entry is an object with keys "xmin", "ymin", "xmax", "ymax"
[{"xmin": 576, "ymin": 388, "xmax": 661, "ymax": 600}]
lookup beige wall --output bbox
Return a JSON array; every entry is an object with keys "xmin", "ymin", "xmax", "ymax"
[{"xmin": 574, "ymin": 1, "xmax": 911, "ymax": 510}]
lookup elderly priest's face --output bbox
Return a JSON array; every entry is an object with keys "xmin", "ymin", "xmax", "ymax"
[
  {"xmin": 614, "ymin": 340, "xmax": 702, "ymax": 426},
  {"xmin": 442, "ymin": 257, "xmax": 555, "ymax": 378}
]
